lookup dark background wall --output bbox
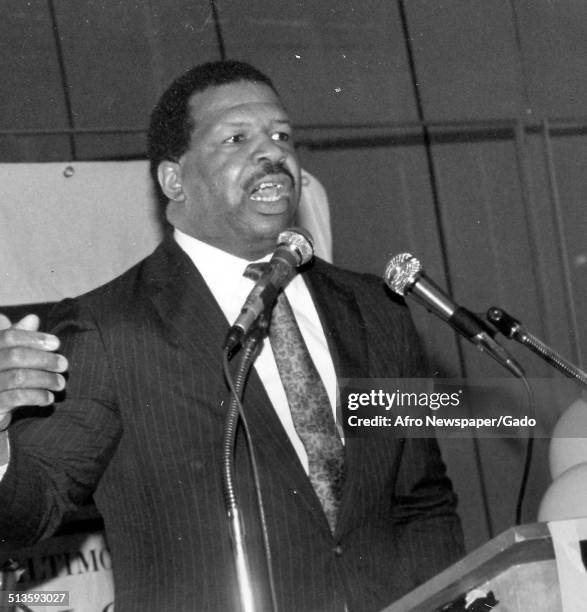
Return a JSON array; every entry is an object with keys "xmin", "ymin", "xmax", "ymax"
[{"xmin": 2, "ymin": 0, "xmax": 587, "ymax": 553}]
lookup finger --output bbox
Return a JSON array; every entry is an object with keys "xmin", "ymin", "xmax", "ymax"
[
  {"xmin": 14, "ymin": 314, "xmax": 41, "ymax": 332},
  {"xmin": 0, "ymin": 347, "xmax": 68, "ymax": 373},
  {"xmin": 0, "ymin": 369, "xmax": 66, "ymax": 394},
  {"xmin": 0, "ymin": 389, "xmax": 55, "ymax": 411},
  {"xmin": 0, "ymin": 327, "xmax": 61, "ymax": 352}
]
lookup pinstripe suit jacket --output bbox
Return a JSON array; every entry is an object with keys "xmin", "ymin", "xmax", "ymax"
[{"xmin": 0, "ymin": 235, "xmax": 463, "ymax": 611}]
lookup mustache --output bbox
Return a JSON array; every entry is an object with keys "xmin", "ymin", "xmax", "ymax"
[{"xmin": 243, "ymin": 161, "xmax": 296, "ymax": 192}]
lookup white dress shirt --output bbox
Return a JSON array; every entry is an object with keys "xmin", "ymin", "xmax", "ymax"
[{"xmin": 174, "ymin": 229, "xmax": 339, "ymax": 472}]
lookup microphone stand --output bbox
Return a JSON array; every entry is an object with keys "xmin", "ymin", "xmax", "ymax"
[
  {"xmin": 222, "ymin": 317, "xmax": 274, "ymax": 612},
  {"xmin": 487, "ymin": 307, "xmax": 587, "ymax": 390},
  {"xmin": 222, "ymin": 335, "xmax": 261, "ymax": 612}
]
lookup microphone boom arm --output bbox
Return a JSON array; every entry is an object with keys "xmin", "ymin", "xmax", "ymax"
[{"xmin": 487, "ymin": 307, "xmax": 587, "ymax": 389}]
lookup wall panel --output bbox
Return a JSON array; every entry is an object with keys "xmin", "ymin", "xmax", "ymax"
[
  {"xmin": 405, "ymin": 0, "xmax": 523, "ymax": 119},
  {"xmin": 540, "ymin": 133, "xmax": 587, "ymax": 367},
  {"xmin": 515, "ymin": 1, "xmax": 587, "ymax": 117},
  {"xmin": 0, "ymin": 0, "xmax": 71, "ymax": 161},
  {"xmin": 51, "ymin": 0, "xmax": 220, "ymax": 159},
  {"xmin": 218, "ymin": 0, "xmax": 418, "ymax": 127}
]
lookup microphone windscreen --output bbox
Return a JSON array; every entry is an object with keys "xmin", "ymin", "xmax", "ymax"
[
  {"xmin": 277, "ymin": 227, "xmax": 314, "ymax": 265},
  {"xmin": 384, "ymin": 253, "xmax": 422, "ymax": 296}
]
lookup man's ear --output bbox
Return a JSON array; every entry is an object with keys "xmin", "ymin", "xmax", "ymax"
[{"xmin": 157, "ymin": 161, "xmax": 186, "ymax": 202}]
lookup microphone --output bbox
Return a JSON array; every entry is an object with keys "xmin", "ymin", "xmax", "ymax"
[
  {"xmin": 224, "ymin": 228, "xmax": 314, "ymax": 352},
  {"xmin": 384, "ymin": 253, "xmax": 525, "ymax": 378}
]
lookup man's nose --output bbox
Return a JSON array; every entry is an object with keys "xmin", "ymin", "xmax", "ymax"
[{"xmin": 252, "ymin": 135, "xmax": 287, "ymax": 164}]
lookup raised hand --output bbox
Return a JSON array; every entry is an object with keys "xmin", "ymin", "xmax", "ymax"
[{"xmin": 0, "ymin": 313, "xmax": 68, "ymax": 431}]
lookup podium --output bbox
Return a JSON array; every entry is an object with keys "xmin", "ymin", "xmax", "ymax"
[{"xmin": 382, "ymin": 521, "xmax": 587, "ymax": 612}]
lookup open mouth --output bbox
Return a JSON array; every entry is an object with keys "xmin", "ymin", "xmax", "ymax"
[{"xmin": 249, "ymin": 176, "xmax": 292, "ymax": 202}]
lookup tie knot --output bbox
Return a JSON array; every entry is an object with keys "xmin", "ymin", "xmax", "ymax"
[{"xmin": 243, "ymin": 262, "xmax": 271, "ymax": 281}]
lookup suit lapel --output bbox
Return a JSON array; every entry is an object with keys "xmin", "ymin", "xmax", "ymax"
[
  {"xmin": 302, "ymin": 260, "xmax": 368, "ymax": 381},
  {"xmin": 303, "ymin": 260, "xmax": 374, "ymax": 535},
  {"xmin": 142, "ymin": 236, "xmax": 230, "ymax": 385}
]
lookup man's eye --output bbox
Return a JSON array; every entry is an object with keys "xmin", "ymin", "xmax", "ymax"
[
  {"xmin": 225, "ymin": 134, "xmax": 245, "ymax": 144},
  {"xmin": 272, "ymin": 132, "xmax": 290, "ymax": 142}
]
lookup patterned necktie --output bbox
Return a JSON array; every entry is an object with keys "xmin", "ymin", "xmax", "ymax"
[{"xmin": 244, "ymin": 263, "xmax": 345, "ymax": 533}]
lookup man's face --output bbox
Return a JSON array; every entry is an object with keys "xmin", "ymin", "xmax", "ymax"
[{"xmin": 162, "ymin": 81, "xmax": 301, "ymax": 260}]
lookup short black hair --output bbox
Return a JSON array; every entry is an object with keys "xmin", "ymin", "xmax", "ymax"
[{"xmin": 147, "ymin": 60, "xmax": 278, "ymax": 208}]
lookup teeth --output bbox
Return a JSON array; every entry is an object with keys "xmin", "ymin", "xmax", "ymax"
[{"xmin": 250, "ymin": 182, "xmax": 286, "ymax": 202}]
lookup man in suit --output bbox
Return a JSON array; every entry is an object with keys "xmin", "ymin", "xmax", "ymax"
[{"xmin": 0, "ymin": 60, "xmax": 463, "ymax": 611}]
